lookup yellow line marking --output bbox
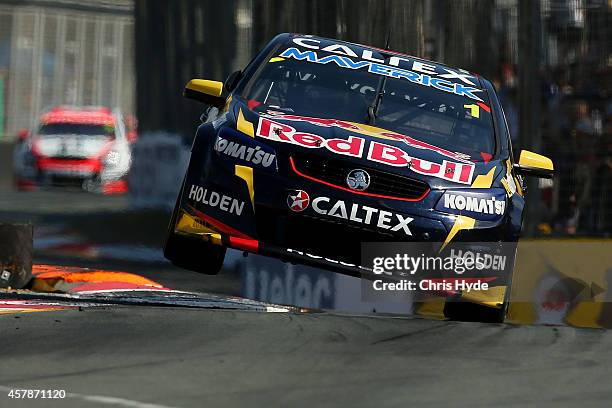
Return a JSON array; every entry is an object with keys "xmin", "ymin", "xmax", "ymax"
[
  {"xmin": 470, "ymin": 167, "xmax": 496, "ymax": 189},
  {"xmin": 459, "ymin": 285, "xmax": 507, "ymax": 308},
  {"xmin": 440, "ymin": 167, "xmax": 496, "ymax": 250},
  {"xmin": 237, "ymin": 108, "xmax": 254, "ymax": 137},
  {"xmin": 223, "ymin": 95, "xmax": 233, "ymax": 113},
  {"xmin": 235, "ymin": 165, "xmax": 255, "ymax": 210},
  {"xmin": 440, "ymin": 215, "xmax": 476, "ymax": 251},
  {"xmin": 175, "ymin": 211, "xmax": 223, "ymax": 245}
]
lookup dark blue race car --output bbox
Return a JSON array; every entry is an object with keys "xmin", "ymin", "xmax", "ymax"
[{"xmin": 164, "ymin": 34, "xmax": 554, "ymax": 320}]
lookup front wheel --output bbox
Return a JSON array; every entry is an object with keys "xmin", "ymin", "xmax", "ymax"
[
  {"xmin": 164, "ymin": 176, "xmax": 225, "ymax": 275},
  {"xmin": 164, "ymin": 125, "xmax": 226, "ymax": 275}
]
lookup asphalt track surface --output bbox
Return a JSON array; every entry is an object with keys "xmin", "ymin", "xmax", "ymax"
[
  {"xmin": 2, "ymin": 143, "xmax": 612, "ymax": 407},
  {"xmin": 3, "ymin": 306, "xmax": 612, "ymax": 408}
]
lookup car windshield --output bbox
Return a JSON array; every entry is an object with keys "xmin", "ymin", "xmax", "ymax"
[
  {"xmin": 243, "ymin": 53, "xmax": 495, "ymax": 156},
  {"xmin": 39, "ymin": 123, "xmax": 114, "ymax": 137}
]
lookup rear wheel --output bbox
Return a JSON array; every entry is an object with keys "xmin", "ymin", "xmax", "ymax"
[
  {"xmin": 443, "ymin": 300, "xmax": 507, "ymax": 323},
  {"xmin": 164, "ymin": 231, "xmax": 226, "ymax": 275}
]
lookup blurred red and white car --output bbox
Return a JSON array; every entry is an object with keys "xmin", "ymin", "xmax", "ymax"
[{"xmin": 13, "ymin": 106, "xmax": 133, "ymax": 194}]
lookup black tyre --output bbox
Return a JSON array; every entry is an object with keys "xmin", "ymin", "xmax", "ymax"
[
  {"xmin": 443, "ymin": 300, "xmax": 507, "ymax": 323},
  {"xmin": 163, "ymin": 162, "xmax": 225, "ymax": 274},
  {"xmin": 164, "ymin": 231, "xmax": 226, "ymax": 275},
  {"xmin": 0, "ymin": 224, "xmax": 33, "ymax": 289}
]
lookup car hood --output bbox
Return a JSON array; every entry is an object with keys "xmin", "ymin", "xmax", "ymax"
[{"xmin": 230, "ymin": 100, "xmax": 505, "ymax": 190}]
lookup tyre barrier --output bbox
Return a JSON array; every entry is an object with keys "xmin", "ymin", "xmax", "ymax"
[{"xmin": 0, "ymin": 223, "xmax": 33, "ymax": 289}]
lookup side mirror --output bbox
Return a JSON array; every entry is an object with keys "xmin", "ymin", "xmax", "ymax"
[
  {"xmin": 127, "ymin": 130, "xmax": 138, "ymax": 144},
  {"xmin": 224, "ymin": 70, "xmax": 242, "ymax": 93},
  {"xmin": 183, "ymin": 79, "xmax": 225, "ymax": 108},
  {"xmin": 17, "ymin": 129, "xmax": 30, "ymax": 141},
  {"xmin": 514, "ymin": 150, "xmax": 554, "ymax": 179}
]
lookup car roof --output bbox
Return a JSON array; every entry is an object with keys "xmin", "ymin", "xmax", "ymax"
[{"xmin": 40, "ymin": 106, "xmax": 115, "ymax": 126}]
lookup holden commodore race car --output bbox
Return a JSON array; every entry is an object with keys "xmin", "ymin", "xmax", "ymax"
[
  {"xmin": 13, "ymin": 106, "xmax": 132, "ymax": 194},
  {"xmin": 164, "ymin": 33, "xmax": 554, "ymax": 320}
]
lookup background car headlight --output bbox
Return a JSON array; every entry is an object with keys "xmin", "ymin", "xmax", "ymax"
[{"xmin": 104, "ymin": 150, "xmax": 121, "ymax": 167}]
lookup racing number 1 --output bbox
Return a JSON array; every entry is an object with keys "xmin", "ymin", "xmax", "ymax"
[{"xmin": 464, "ymin": 104, "xmax": 480, "ymax": 119}]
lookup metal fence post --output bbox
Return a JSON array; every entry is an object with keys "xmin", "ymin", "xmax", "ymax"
[{"xmin": 518, "ymin": 0, "xmax": 542, "ymax": 236}]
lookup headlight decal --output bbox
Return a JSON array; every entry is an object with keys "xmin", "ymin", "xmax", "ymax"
[
  {"xmin": 440, "ymin": 167, "xmax": 496, "ymax": 251},
  {"xmin": 104, "ymin": 150, "xmax": 121, "ymax": 166}
]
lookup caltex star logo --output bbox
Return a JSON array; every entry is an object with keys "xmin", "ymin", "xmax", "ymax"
[{"xmin": 287, "ymin": 190, "xmax": 310, "ymax": 212}]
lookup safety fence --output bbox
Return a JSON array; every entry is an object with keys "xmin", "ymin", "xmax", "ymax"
[{"xmin": 0, "ymin": 0, "xmax": 134, "ymax": 138}]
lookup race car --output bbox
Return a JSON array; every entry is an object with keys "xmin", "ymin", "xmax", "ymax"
[
  {"xmin": 13, "ymin": 106, "xmax": 132, "ymax": 194},
  {"xmin": 164, "ymin": 33, "xmax": 554, "ymax": 320}
]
